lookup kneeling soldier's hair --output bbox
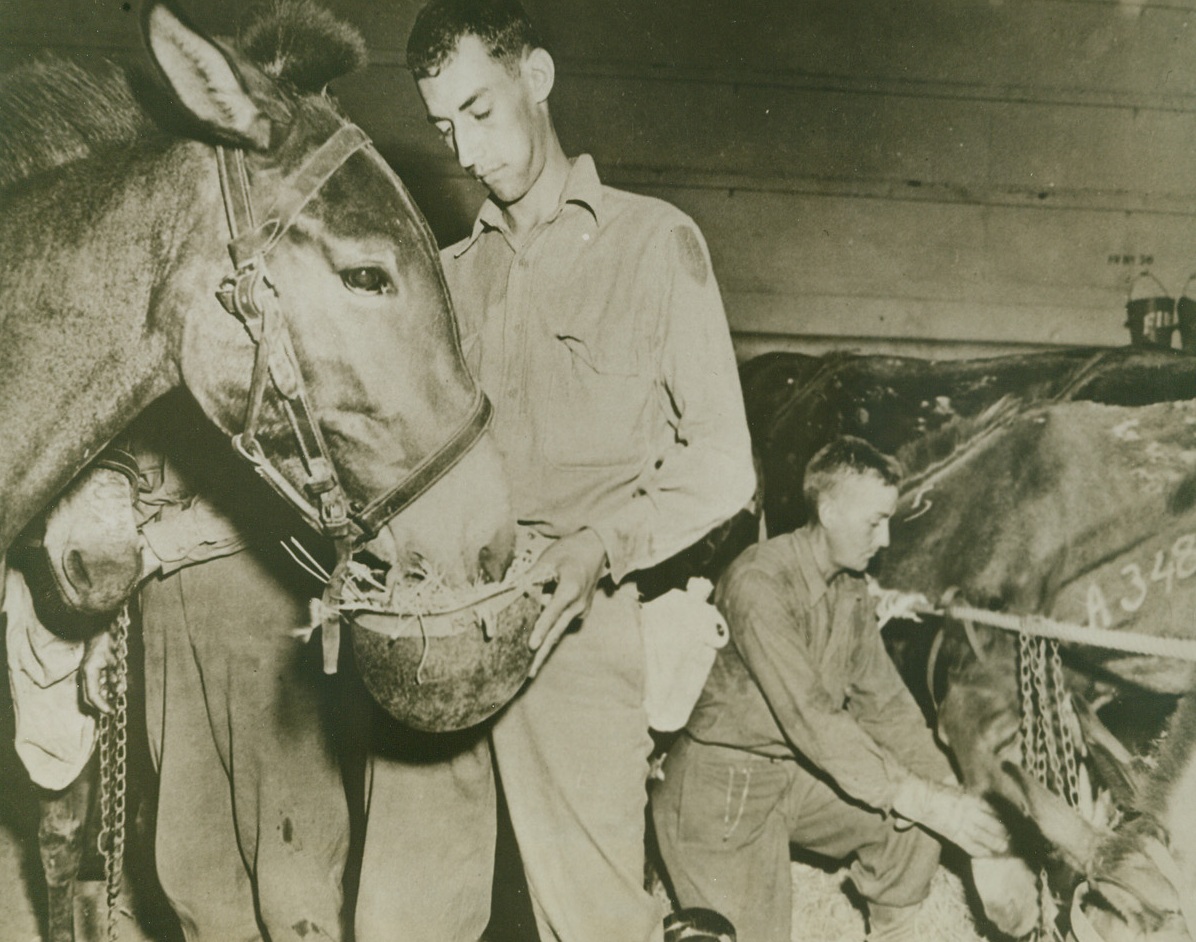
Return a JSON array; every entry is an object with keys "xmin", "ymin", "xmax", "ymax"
[{"xmin": 803, "ymin": 436, "xmax": 902, "ymax": 513}]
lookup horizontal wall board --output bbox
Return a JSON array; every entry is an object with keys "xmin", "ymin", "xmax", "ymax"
[
  {"xmin": 722, "ymin": 290, "xmax": 1131, "ymax": 347},
  {"xmin": 5, "ymin": 0, "xmax": 1196, "ymax": 108},
  {"xmin": 729, "ymin": 331, "xmax": 1110, "ymax": 363},
  {"xmin": 516, "ymin": 1, "xmax": 1196, "ymax": 104},
  {"xmin": 332, "ymin": 63, "xmax": 1196, "ymax": 212},
  {"xmin": 626, "ymin": 186, "xmax": 1196, "ymax": 294}
]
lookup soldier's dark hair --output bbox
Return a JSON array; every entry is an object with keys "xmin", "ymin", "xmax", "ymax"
[
  {"xmin": 407, "ymin": 0, "xmax": 545, "ymax": 79},
  {"xmin": 802, "ymin": 436, "xmax": 903, "ymax": 514}
]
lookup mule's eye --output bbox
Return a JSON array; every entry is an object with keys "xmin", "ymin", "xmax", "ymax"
[{"xmin": 341, "ymin": 266, "xmax": 392, "ymax": 295}]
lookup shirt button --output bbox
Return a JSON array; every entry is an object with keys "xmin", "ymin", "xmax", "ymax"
[{"xmin": 517, "ymin": 258, "xmax": 530, "ymax": 269}]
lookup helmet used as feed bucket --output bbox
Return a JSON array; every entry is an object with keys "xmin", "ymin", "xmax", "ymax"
[
  {"xmin": 349, "ymin": 589, "xmax": 543, "ymax": 732},
  {"xmin": 343, "ymin": 528, "xmax": 549, "ymax": 732}
]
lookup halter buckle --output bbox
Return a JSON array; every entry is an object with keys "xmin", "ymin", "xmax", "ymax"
[{"xmin": 216, "ymin": 266, "xmax": 274, "ymax": 340}]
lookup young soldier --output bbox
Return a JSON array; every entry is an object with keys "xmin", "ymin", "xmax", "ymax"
[
  {"xmin": 354, "ymin": 2, "xmax": 756, "ymax": 940},
  {"xmin": 652, "ymin": 437, "xmax": 1008, "ymax": 942}
]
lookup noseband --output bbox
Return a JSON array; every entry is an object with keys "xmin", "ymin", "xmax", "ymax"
[{"xmin": 213, "ymin": 123, "xmax": 492, "ymax": 546}]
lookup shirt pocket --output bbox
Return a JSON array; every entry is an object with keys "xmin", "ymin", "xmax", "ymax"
[{"xmin": 542, "ymin": 332, "xmax": 652, "ymax": 470}]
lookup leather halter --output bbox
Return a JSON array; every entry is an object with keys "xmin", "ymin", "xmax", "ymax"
[{"xmin": 213, "ymin": 123, "xmax": 492, "ymax": 545}]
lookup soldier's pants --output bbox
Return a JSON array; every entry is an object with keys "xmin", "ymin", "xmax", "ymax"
[
  {"xmin": 652, "ymin": 736, "xmax": 940, "ymax": 942},
  {"xmin": 142, "ymin": 550, "xmax": 350, "ymax": 942}
]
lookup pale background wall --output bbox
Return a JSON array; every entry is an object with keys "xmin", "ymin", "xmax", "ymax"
[{"xmin": 4, "ymin": 0, "xmax": 1195, "ymax": 360}]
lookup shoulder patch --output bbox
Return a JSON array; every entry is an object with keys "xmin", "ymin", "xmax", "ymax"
[{"xmin": 675, "ymin": 226, "xmax": 708, "ymax": 286}]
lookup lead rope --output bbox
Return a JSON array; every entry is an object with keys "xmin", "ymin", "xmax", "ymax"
[
  {"xmin": 97, "ymin": 604, "xmax": 130, "ymax": 942},
  {"xmin": 1018, "ymin": 632, "xmax": 1084, "ymax": 942}
]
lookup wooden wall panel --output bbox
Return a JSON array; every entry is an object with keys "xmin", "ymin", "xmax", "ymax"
[{"xmin": 4, "ymin": 0, "xmax": 1196, "ymax": 358}]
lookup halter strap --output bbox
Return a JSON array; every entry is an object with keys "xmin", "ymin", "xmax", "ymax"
[
  {"xmin": 217, "ymin": 136, "xmax": 354, "ymax": 539},
  {"xmin": 225, "ymin": 124, "xmax": 371, "ymax": 268},
  {"xmin": 213, "ymin": 123, "xmax": 492, "ymax": 545},
  {"xmin": 354, "ymin": 393, "xmax": 492, "ymax": 539}
]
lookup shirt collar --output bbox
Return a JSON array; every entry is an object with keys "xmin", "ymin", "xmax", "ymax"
[
  {"xmin": 791, "ymin": 527, "xmax": 831, "ymax": 605},
  {"xmin": 561, "ymin": 153, "xmax": 604, "ymax": 223},
  {"xmin": 453, "ymin": 154, "xmax": 604, "ymax": 258}
]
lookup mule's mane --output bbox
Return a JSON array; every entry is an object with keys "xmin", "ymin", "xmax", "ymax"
[
  {"xmin": 0, "ymin": 57, "xmax": 148, "ymax": 189},
  {"xmin": 895, "ymin": 394, "xmax": 1026, "ymax": 493},
  {"xmin": 0, "ymin": 0, "xmax": 367, "ymax": 191}
]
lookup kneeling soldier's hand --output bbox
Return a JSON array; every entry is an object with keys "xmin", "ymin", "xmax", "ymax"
[{"xmin": 892, "ymin": 777, "xmax": 1010, "ymax": 858}]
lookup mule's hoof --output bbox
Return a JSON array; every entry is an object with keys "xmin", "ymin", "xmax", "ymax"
[{"xmin": 664, "ymin": 907, "xmax": 736, "ymax": 942}]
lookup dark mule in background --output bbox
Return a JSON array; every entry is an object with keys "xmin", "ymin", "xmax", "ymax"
[
  {"xmin": 1003, "ymin": 693, "xmax": 1196, "ymax": 942},
  {"xmin": 742, "ymin": 346, "xmax": 1196, "ymax": 538}
]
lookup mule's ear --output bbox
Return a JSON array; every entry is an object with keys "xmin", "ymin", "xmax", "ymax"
[{"xmin": 141, "ymin": 2, "xmax": 276, "ymax": 150}]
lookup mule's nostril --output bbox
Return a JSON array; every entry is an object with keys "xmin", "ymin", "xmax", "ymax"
[
  {"xmin": 478, "ymin": 545, "xmax": 505, "ymax": 584},
  {"xmin": 479, "ymin": 546, "xmax": 496, "ymax": 583},
  {"xmin": 479, "ymin": 524, "xmax": 516, "ymax": 584},
  {"xmin": 66, "ymin": 549, "xmax": 93, "ymax": 589}
]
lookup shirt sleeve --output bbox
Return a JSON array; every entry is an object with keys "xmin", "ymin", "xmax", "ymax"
[
  {"xmin": 140, "ymin": 496, "xmax": 248, "ymax": 576},
  {"xmin": 720, "ymin": 568, "xmax": 919, "ymax": 811},
  {"xmin": 846, "ymin": 599, "xmax": 955, "ymax": 782},
  {"xmin": 590, "ymin": 218, "xmax": 756, "ymax": 582}
]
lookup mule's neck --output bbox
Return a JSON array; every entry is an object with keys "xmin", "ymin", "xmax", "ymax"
[{"xmin": 0, "ymin": 140, "xmax": 222, "ymax": 550}]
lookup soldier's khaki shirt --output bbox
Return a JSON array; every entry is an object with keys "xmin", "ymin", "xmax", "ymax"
[{"xmin": 442, "ymin": 155, "xmax": 755, "ymax": 582}]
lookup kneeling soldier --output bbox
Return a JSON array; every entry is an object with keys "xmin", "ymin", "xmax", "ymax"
[{"xmin": 652, "ymin": 436, "xmax": 1007, "ymax": 942}]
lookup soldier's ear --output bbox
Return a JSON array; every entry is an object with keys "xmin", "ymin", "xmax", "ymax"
[
  {"xmin": 521, "ymin": 47, "xmax": 554, "ymax": 104},
  {"xmin": 815, "ymin": 494, "xmax": 836, "ymax": 528}
]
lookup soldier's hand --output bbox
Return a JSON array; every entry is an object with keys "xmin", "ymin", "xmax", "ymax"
[
  {"xmin": 867, "ymin": 577, "xmax": 931, "ymax": 629},
  {"xmin": 527, "ymin": 528, "xmax": 607, "ymax": 678},
  {"xmin": 80, "ymin": 629, "xmax": 117, "ymax": 715},
  {"xmin": 893, "ymin": 777, "xmax": 1010, "ymax": 858}
]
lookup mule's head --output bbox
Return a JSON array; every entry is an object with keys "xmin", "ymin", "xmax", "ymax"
[{"xmin": 142, "ymin": 1, "xmax": 514, "ymax": 587}]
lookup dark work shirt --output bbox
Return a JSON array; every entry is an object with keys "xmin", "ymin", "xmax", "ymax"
[{"xmin": 685, "ymin": 527, "xmax": 951, "ymax": 811}]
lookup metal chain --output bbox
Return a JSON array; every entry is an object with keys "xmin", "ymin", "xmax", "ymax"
[
  {"xmin": 1017, "ymin": 633, "xmax": 1047, "ymax": 942},
  {"xmin": 97, "ymin": 604, "xmax": 130, "ymax": 942},
  {"xmin": 1034, "ymin": 639, "xmax": 1066, "ymax": 795},
  {"xmin": 1048, "ymin": 640, "xmax": 1082, "ymax": 808},
  {"xmin": 1018, "ymin": 632, "xmax": 1037, "ymax": 773},
  {"xmin": 1017, "ymin": 632, "xmax": 1078, "ymax": 941}
]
